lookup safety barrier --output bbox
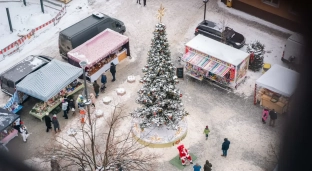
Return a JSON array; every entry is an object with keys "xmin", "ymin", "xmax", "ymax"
[{"xmin": 0, "ymin": 5, "xmax": 67, "ymax": 61}]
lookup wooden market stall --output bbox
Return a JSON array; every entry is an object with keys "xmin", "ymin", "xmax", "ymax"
[
  {"xmin": 254, "ymin": 64, "xmax": 300, "ymax": 114},
  {"xmin": 16, "ymin": 59, "xmax": 84, "ymax": 121},
  {"xmin": 67, "ymin": 28, "xmax": 130, "ymax": 82},
  {"xmin": 182, "ymin": 34, "xmax": 250, "ymax": 88}
]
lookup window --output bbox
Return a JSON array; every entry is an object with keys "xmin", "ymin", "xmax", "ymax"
[{"xmin": 262, "ymin": 0, "xmax": 279, "ymax": 7}]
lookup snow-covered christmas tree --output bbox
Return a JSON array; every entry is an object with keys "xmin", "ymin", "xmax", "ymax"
[{"xmin": 131, "ymin": 7, "xmax": 188, "ymax": 131}]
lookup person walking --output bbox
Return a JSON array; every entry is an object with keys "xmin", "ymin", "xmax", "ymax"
[
  {"xmin": 143, "ymin": 0, "xmax": 146, "ymax": 6},
  {"xmin": 269, "ymin": 109, "xmax": 277, "ymax": 127},
  {"xmin": 90, "ymin": 93, "xmax": 96, "ymax": 108},
  {"xmin": 203, "ymin": 125, "xmax": 210, "ymax": 140},
  {"xmin": 52, "ymin": 115, "xmax": 61, "ymax": 133},
  {"xmin": 68, "ymin": 98, "xmax": 76, "ymax": 115},
  {"xmin": 20, "ymin": 124, "xmax": 29, "ymax": 142},
  {"xmin": 93, "ymin": 80, "xmax": 100, "ymax": 98},
  {"xmin": 13, "ymin": 118, "xmax": 22, "ymax": 133},
  {"xmin": 101, "ymin": 73, "xmax": 107, "ymax": 92},
  {"xmin": 44, "ymin": 113, "xmax": 52, "ymax": 132},
  {"xmin": 110, "ymin": 62, "xmax": 116, "ymax": 82},
  {"xmin": 137, "ymin": 0, "xmax": 141, "ymax": 4},
  {"xmin": 62, "ymin": 100, "xmax": 68, "ymax": 119},
  {"xmin": 221, "ymin": 138, "xmax": 230, "ymax": 157},
  {"xmin": 262, "ymin": 108, "xmax": 269, "ymax": 124},
  {"xmin": 193, "ymin": 163, "xmax": 202, "ymax": 171},
  {"xmin": 203, "ymin": 160, "xmax": 212, "ymax": 171}
]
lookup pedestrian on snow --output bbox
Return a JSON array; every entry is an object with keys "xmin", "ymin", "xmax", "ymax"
[
  {"xmin": 203, "ymin": 160, "xmax": 212, "ymax": 171},
  {"xmin": 101, "ymin": 73, "xmax": 107, "ymax": 92},
  {"xmin": 77, "ymin": 94, "xmax": 84, "ymax": 108},
  {"xmin": 137, "ymin": 0, "xmax": 141, "ymax": 4},
  {"xmin": 110, "ymin": 62, "xmax": 116, "ymax": 82},
  {"xmin": 68, "ymin": 98, "xmax": 76, "ymax": 115},
  {"xmin": 44, "ymin": 113, "xmax": 52, "ymax": 132},
  {"xmin": 90, "ymin": 93, "xmax": 96, "ymax": 108},
  {"xmin": 221, "ymin": 138, "xmax": 230, "ymax": 157},
  {"xmin": 20, "ymin": 125, "xmax": 29, "ymax": 142},
  {"xmin": 262, "ymin": 108, "xmax": 269, "ymax": 124},
  {"xmin": 203, "ymin": 125, "xmax": 210, "ymax": 140},
  {"xmin": 269, "ymin": 109, "xmax": 277, "ymax": 127},
  {"xmin": 52, "ymin": 115, "xmax": 61, "ymax": 133},
  {"xmin": 143, "ymin": 0, "xmax": 146, "ymax": 6},
  {"xmin": 62, "ymin": 100, "xmax": 68, "ymax": 119},
  {"xmin": 193, "ymin": 163, "xmax": 202, "ymax": 171},
  {"xmin": 13, "ymin": 118, "xmax": 22, "ymax": 133},
  {"xmin": 93, "ymin": 80, "xmax": 100, "ymax": 98}
]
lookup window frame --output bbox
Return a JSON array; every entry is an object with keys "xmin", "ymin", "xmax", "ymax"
[{"xmin": 262, "ymin": 0, "xmax": 280, "ymax": 8}]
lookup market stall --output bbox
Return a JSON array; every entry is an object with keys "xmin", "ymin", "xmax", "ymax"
[
  {"xmin": 67, "ymin": 28, "xmax": 130, "ymax": 82},
  {"xmin": 16, "ymin": 59, "xmax": 84, "ymax": 121},
  {"xmin": 3, "ymin": 91, "xmax": 23, "ymax": 114},
  {"xmin": 254, "ymin": 64, "xmax": 299, "ymax": 114},
  {"xmin": 0, "ymin": 108, "xmax": 20, "ymax": 149},
  {"xmin": 182, "ymin": 34, "xmax": 250, "ymax": 88}
]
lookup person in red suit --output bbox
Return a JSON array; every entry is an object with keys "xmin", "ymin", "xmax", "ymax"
[{"xmin": 177, "ymin": 144, "xmax": 193, "ymax": 166}]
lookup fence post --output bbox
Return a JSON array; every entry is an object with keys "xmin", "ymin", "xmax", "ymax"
[{"xmin": 6, "ymin": 8, "xmax": 13, "ymax": 33}]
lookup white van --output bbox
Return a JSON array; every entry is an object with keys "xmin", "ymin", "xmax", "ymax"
[{"xmin": 281, "ymin": 33, "xmax": 305, "ymax": 64}]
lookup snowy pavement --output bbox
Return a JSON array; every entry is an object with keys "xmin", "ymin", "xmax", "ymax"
[{"xmin": 0, "ymin": 0, "xmax": 290, "ymax": 170}]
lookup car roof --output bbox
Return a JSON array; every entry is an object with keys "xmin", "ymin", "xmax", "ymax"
[{"xmin": 199, "ymin": 20, "xmax": 222, "ymax": 32}]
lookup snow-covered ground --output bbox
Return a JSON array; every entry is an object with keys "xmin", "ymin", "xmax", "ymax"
[{"xmin": 0, "ymin": 0, "xmax": 291, "ymax": 170}]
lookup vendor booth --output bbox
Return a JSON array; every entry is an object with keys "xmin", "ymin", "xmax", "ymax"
[
  {"xmin": 182, "ymin": 34, "xmax": 250, "ymax": 88},
  {"xmin": 0, "ymin": 108, "xmax": 20, "ymax": 149},
  {"xmin": 67, "ymin": 28, "xmax": 130, "ymax": 82},
  {"xmin": 254, "ymin": 64, "xmax": 299, "ymax": 114},
  {"xmin": 16, "ymin": 59, "xmax": 84, "ymax": 121}
]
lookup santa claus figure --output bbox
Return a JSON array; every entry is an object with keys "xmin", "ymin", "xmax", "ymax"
[{"xmin": 177, "ymin": 144, "xmax": 193, "ymax": 166}]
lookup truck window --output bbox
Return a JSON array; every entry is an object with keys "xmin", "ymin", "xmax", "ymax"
[{"xmin": 59, "ymin": 34, "xmax": 72, "ymax": 52}]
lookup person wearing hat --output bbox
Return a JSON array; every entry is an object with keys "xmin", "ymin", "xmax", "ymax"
[
  {"xmin": 203, "ymin": 126, "xmax": 210, "ymax": 140},
  {"xmin": 52, "ymin": 115, "xmax": 61, "ymax": 133},
  {"xmin": 110, "ymin": 62, "xmax": 116, "ymax": 82},
  {"xmin": 221, "ymin": 138, "xmax": 231, "ymax": 157},
  {"xmin": 62, "ymin": 100, "xmax": 68, "ymax": 119},
  {"xmin": 101, "ymin": 73, "xmax": 107, "ymax": 92},
  {"xmin": 44, "ymin": 113, "xmax": 52, "ymax": 132},
  {"xmin": 203, "ymin": 160, "xmax": 212, "ymax": 171}
]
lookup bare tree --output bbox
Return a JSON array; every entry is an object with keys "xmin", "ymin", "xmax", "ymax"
[{"xmin": 45, "ymin": 103, "xmax": 158, "ymax": 171}]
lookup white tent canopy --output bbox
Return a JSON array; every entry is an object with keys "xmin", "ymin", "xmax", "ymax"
[
  {"xmin": 256, "ymin": 64, "xmax": 299, "ymax": 97},
  {"xmin": 16, "ymin": 59, "xmax": 83, "ymax": 101}
]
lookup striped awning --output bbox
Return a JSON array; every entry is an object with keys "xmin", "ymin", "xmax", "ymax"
[{"xmin": 16, "ymin": 59, "xmax": 83, "ymax": 102}]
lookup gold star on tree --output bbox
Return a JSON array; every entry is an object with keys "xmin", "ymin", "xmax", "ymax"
[{"xmin": 156, "ymin": 4, "xmax": 165, "ymax": 23}]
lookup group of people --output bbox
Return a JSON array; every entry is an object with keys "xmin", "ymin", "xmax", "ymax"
[
  {"xmin": 202, "ymin": 126, "xmax": 230, "ymax": 157},
  {"xmin": 92, "ymin": 62, "xmax": 116, "ymax": 98},
  {"xmin": 262, "ymin": 108, "xmax": 278, "ymax": 127},
  {"xmin": 193, "ymin": 160, "xmax": 212, "ymax": 171}
]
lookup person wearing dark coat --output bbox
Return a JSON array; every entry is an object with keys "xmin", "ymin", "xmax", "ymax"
[
  {"xmin": 44, "ymin": 113, "xmax": 52, "ymax": 132},
  {"xmin": 143, "ymin": 0, "xmax": 146, "ymax": 6},
  {"xmin": 93, "ymin": 81, "xmax": 100, "ymax": 98},
  {"xmin": 68, "ymin": 98, "xmax": 76, "ymax": 114},
  {"xmin": 137, "ymin": 0, "xmax": 141, "ymax": 4},
  {"xmin": 204, "ymin": 160, "xmax": 212, "ymax": 171},
  {"xmin": 269, "ymin": 109, "xmax": 277, "ymax": 127},
  {"xmin": 110, "ymin": 62, "xmax": 116, "ymax": 82},
  {"xmin": 221, "ymin": 138, "xmax": 230, "ymax": 157},
  {"xmin": 101, "ymin": 73, "xmax": 107, "ymax": 92},
  {"xmin": 52, "ymin": 115, "xmax": 60, "ymax": 133}
]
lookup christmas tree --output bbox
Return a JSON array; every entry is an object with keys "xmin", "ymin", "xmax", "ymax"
[
  {"xmin": 131, "ymin": 22, "xmax": 188, "ymax": 130},
  {"xmin": 247, "ymin": 41, "xmax": 265, "ymax": 72}
]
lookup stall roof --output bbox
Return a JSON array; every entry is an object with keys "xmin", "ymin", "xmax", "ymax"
[
  {"xmin": 256, "ymin": 64, "xmax": 300, "ymax": 97},
  {"xmin": 185, "ymin": 34, "xmax": 249, "ymax": 66},
  {"xmin": 16, "ymin": 59, "xmax": 83, "ymax": 102},
  {"xmin": 0, "ymin": 108, "xmax": 19, "ymax": 132},
  {"xmin": 67, "ymin": 29, "xmax": 129, "ymax": 68}
]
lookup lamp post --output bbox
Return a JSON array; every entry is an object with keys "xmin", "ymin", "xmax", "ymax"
[
  {"xmin": 79, "ymin": 61, "xmax": 91, "ymax": 125},
  {"xmin": 203, "ymin": 0, "xmax": 209, "ymax": 23}
]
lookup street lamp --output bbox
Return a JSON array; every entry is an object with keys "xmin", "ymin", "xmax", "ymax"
[
  {"xmin": 203, "ymin": 0, "xmax": 209, "ymax": 24},
  {"xmin": 79, "ymin": 61, "xmax": 91, "ymax": 125}
]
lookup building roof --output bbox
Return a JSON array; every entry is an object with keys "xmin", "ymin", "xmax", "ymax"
[
  {"xmin": 67, "ymin": 29, "xmax": 129, "ymax": 68},
  {"xmin": 185, "ymin": 34, "xmax": 249, "ymax": 66},
  {"xmin": 16, "ymin": 59, "xmax": 82, "ymax": 101},
  {"xmin": 0, "ymin": 108, "xmax": 19, "ymax": 132},
  {"xmin": 256, "ymin": 64, "xmax": 300, "ymax": 97}
]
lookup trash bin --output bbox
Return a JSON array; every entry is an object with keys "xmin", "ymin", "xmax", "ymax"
[
  {"xmin": 226, "ymin": 0, "xmax": 233, "ymax": 7},
  {"xmin": 262, "ymin": 63, "xmax": 271, "ymax": 74}
]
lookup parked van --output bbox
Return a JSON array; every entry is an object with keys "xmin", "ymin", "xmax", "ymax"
[
  {"xmin": 281, "ymin": 33, "xmax": 305, "ymax": 64},
  {"xmin": 59, "ymin": 13, "xmax": 126, "ymax": 60},
  {"xmin": 0, "ymin": 55, "xmax": 52, "ymax": 97}
]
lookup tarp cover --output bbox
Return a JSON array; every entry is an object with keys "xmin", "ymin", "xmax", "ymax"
[
  {"xmin": 67, "ymin": 28, "xmax": 129, "ymax": 68},
  {"xmin": 256, "ymin": 64, "xmax": 300, "ymax": 97},
  {"xmin": 16, "ymin": 59, "xmax": 83, "ymax": 101},
  {"xmin": 0, "ymin": 108, "xmax": 19, "ymax": 132}
]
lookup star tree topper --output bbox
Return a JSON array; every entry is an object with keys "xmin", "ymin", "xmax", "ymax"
[{"xmin": 156, "ymin": 4, "xmax": 165, "ymax": 23}]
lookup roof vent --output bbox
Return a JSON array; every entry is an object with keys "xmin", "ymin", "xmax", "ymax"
[{"xmin": 92, "ymin": 12, "xmax": 104, "ymax": 19}]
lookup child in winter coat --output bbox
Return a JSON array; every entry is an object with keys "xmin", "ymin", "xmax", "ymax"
[
  {"xmin": 203, "ymin": 126, "xmax": 210, "ymax": 140},
  {"xmin": 90, "ymin": 93, "xmax": 96, "ymax": 108}
]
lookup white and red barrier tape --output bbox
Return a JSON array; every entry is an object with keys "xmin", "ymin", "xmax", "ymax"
[{"xmin": 0, "ymin": 6, "xmax": 67, "ymax": 61}]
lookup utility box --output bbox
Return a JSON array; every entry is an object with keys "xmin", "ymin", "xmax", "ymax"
[{"xmin": 226, "ymin": 0, "xmax": 232, "ymax": 7}]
